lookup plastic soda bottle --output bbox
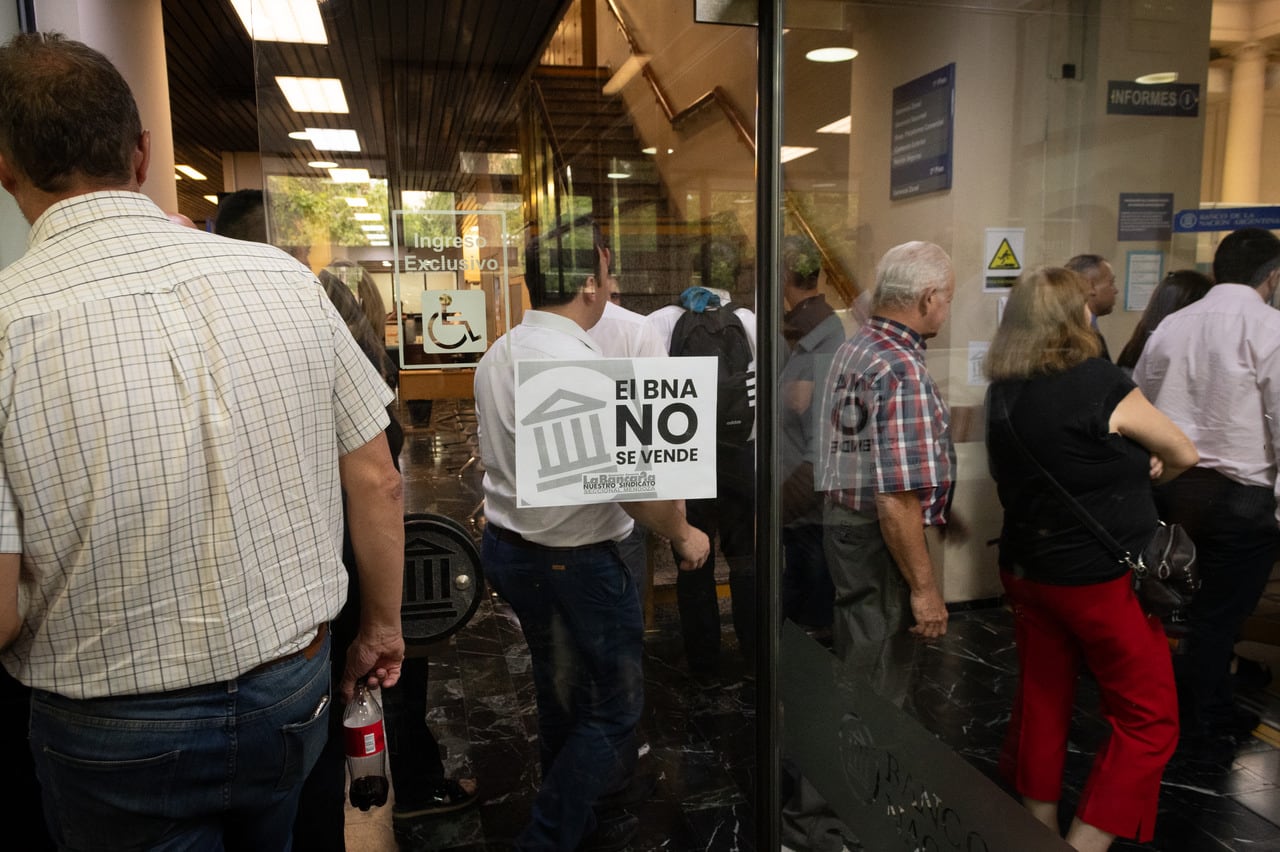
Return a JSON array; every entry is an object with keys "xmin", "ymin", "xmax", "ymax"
[{"xmin": 344, "ymin": 684, "xmax": 389, "ymax": 810}]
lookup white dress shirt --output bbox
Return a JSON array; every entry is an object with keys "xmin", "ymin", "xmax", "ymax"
[
  {"xmin": 475, "ymin": 310, "xmax": 634, "ymax": 546},
  {"xmin": 1134, "ymin": 282, "xmax": 1280, "ymax": 519},
  {"xmin": 588, "ymin": 300, "xmax": 668, "ymax": 357}
]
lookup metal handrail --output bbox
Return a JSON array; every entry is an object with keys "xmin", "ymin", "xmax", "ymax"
[{"xmin": 602, "ymin": 0, "xmax": 858, "ymax": 302}]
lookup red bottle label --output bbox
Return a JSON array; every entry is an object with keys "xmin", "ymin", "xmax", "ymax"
[{"xmin": 343, "ymin": 721, "xmax": 385, "ymax": 757}]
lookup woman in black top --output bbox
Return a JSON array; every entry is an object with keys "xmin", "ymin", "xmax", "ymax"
[{"xmin": 985, "ymin": 267, "xmax": 1197, "ymax": 851}]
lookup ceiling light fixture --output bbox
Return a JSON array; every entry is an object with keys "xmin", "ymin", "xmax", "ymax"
[
  {"xmin": 806, "ymin": 47, "xmax": 858, "ymax": 63},
  {"xmin": 607, "ymin": 171, "xmax": 631, "ymax": 180},
  {"xmin": 175, "ymin": 164, "xmax": 206, "ymax": 180},
  {"xmin": 360, "ymin": 224, "xmax": 387, "ymax": 232},
  {"xmin": 344, "ymin": 197, "xmax": 368, "ymax": 207},
  {"xmin": 230, "ymin": 0, "xmax": 327, "ymax": 44},
  {"xmin": 308, "ymin": 160, "xmax": 338, "ymax": 169},
  {"xmin": 203, "ymin": 194, "xmax": 219, "ymax": 204},
  {"xmin": 381, "ymin": 261, "xmax": 393, "ymax": 267},
  {"xmin": 353, "ymin": 212, "xmax": 382, "ymax": 221},
  {"xmin": 817, "ymin": 115, "xmax": 852, "ymax": 134},
  {"xmin": 1136, "ymin": 71, "xmax": 1178, "ymax": 85},
  {"xmin": 642, "ymin": 147, "xmax": 657, "ymax": 155},
  {"xmin": 328, "ymin": 167, "xmax": 371, "ymax": 183},
  {"xmin": 288, "ymin": 130, "xmax": 311, "ymax": 140},
  {"xmin": 276, "ymin": 76, "xmax": 349, "ymax": 113},
  {"xmin": 306, "ymin": 128, "xmax": 360, "ymax": 151},
  {"xmin": 781, "ymin": 146, "xmax": 818, "ymax": 163}
]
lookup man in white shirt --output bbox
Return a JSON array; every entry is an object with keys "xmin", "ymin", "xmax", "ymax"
[
  {"xmin": 1134, "ymin": 227, "xmax": 1280, "ymax": 764},
  {"xmin": 476, "ymin": 216, "xmax": 708, "ymax": 851},
  {"xmin": 0, "ymin": 34, "xmax": 404, "ymax": 849}
]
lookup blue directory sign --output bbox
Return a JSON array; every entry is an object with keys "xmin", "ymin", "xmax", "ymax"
[
  {"xmin": 1173, "ymin": 207, "xmax": 1280, "ymax": 232},
  {"xmin": 890, "ymin": 63, "xmax": 955, "ymax": 200},
  {"xmin": 1107, "ymin": 81, "xmax": 1200, "ymax": 117}
]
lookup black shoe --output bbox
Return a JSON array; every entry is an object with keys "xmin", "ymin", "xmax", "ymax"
[
  {"xmin": 596, "ymin": 771, "xmax": 657, "ymax": 814},
  {"xmin": 580, "ymin": 813, "xmax": 638, "ymax": 852},
  {"xmin": 1177, "ymin": 732, "xmax": 1237, "ymax": 768},
  {"xmin": 392, "ymin": 777, "xmax": 480, "ymax": 819},
  {"xmin": 1229, "ymin": 707, "xmax": 1262, "ymax": 741}
]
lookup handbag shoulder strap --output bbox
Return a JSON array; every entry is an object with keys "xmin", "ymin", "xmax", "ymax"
[{"xmin": 992, "ymin": 383, "xmax": 1136, "ymax": 568}]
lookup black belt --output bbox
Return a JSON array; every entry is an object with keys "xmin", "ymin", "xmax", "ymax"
[{"xmin": 487, "ymin": 524, "xmax": 615, "ymax": 552}]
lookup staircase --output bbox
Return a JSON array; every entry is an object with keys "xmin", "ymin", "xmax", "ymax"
[{"xmin": 531, "ymin": 66, "xmax": 697, "ymax": 314}]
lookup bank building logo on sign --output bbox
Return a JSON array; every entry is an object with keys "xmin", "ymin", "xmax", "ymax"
[{"xmin": 521, "ymin": 388, "xmax": 614, "ymax": 492}]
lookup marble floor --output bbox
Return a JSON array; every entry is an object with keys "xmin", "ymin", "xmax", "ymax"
[{"xmin": 346, "ymin": 397, "xmax": 1280, "ymax": 852}]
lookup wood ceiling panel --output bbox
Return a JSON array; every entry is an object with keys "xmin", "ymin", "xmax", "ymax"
[{"xmin": 160, "ymin": 0, "xmax": 571, "ymax": 219}]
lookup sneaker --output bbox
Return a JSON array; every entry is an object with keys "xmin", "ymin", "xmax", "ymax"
[
  {"xmin": 580, "ymin": 813, "xmax": 638, "ymax": 852},
  {"xmin": 392, "ymin": 777, "xmax": 480, "ymax": 819}
]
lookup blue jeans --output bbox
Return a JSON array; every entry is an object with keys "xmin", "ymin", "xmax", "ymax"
[
  {"xmin": 30, "ymin": 636, "xmax": 331, "ymax": 852},
  {"xmin": 483, "ymin": 527, "xmax": 644, "ymax": 851}
]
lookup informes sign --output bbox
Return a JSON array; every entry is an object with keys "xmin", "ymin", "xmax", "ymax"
[
  {"xmin": 1106, "ymin": 81, "xmax": 1200, "ymax": 117},
  {"xmin": 983, "ymin": 227, "xmax": 1025, "ymax": 292},
  {"xmin": 890, "ymin": 63, "xmax": 955, "ymax": 200},
  {"xmin": 1173, "ymin": 206, "xmax": 1280, "ymax": 232},
  {"xmin": 514, "ymin": 357, "xmax": 718, "ymax": 507},
  {"xmin": 418, "ymin": 289, "xmax": 486, "ymax": 353},
  {"xmin": 1117, "ymin": 193, "xmax": 1174, "ymax": 241}
]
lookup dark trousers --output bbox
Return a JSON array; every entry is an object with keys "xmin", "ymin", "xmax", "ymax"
[
  {"xmin": 483, "ymin": 527, "xmax": 644, "ymax": 851},
  {"xmin": 783, "ymin": 521, "xmax": 835, "ymax": 629},
  {"xmin": 675, "ymin": 441, "xmax": 756, "ymax": 674},
  {"xmin": 1155, "ymin": 467, "xmax": 1280, "ymax": 736}
]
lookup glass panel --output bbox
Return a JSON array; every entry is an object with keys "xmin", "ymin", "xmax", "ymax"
[
  {"xmin": 251, "ymin": 2, "xmax": 759, "ymax": 848},
  {"xmin": 777, "ymin": 2, "xmax": 1218, "ymax": 850}
]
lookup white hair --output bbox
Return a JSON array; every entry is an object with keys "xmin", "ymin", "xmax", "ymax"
[{"xmin": 872, "ymin": 241, "xmax": 953, "ymax": 310}]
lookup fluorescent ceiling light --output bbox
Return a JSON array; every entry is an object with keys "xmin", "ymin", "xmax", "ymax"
[
  {"xmin": 230, "ymin": 0, "xmax": 327, "ymax": 44},
  {"xmin": 203, "ymin": 195, "xmax": 219, "ymax": 204},
  {"xmin": 308, "ymin": 160, "xmax": 338, "ymax": 169},
  {"xmin": 360, "ymin": 224, "xmax": 387, "ymax": 232},
  {"xmin": 642, "ymin": 147, "xmax": 657, "ymax": 155},
  {"xmin": 306, "ymin": 128, "xmax": 360, "ymax": 151},
  {"xmin": 381, "ymin": 261, "xmax": 393, "ymax": 267},
  {"xmin": 353, "ymin": 212, "xmax": 382, "ymax": 221},
  {"xmin": 369, "ymin": 240, "xmax": 390, "ymax": 246},
  {"xmin": 607, "ymin": 171, "xmax": 631, "ymax": 180},
  {"xmin": 328, "ymin": 167, "xmax": 371, "ymax": 183},
  {"xmin": 276, "ymin": 76, "xmax": 349, "ymax": 113},
  {"xmin": 344, "ymin": 197, "xmax": 368, "ymax": 207},
  {"xmin": 603, "ymin": 54, "xmax": 650, "ymax": 95},
  {"xmin": 288, "ymin": 130, "xmax": 311, "ymax": 140},
  {"xmin": 806, "ymin": 47, "xmax": 858, "ymax": 63},
  {"xmin": 817, "ymin": 115, "xmax": 851, "ymax": 134},
  {"xmin": 781, "ymin": 146, "xmax": 818, "ymax": 163},
  {"xmin": 1136, "ymin": 71, "xmax": 1178, "ymax": 85},
  {"xmin": 175, "ymin": 164, "xmax": 206, "ymax": 180},
  {"xmin": 173, "ymin": 173, "xmax": 182, "ymax": 180}
]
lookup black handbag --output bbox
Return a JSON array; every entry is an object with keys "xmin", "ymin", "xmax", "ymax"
[{"xmin": 992, "ymin": 386, "xmax": 1200, "ymax": 624}]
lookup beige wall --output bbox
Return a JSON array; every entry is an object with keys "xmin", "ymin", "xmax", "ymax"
[{"xmin": 837, "ymin": 1, "xmax": 1210, "ymax": 601}]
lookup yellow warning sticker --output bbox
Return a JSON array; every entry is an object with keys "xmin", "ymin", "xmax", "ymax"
[{"xmin": 988, "ymin": 239, "xmax": 1020, "ymax": 270}]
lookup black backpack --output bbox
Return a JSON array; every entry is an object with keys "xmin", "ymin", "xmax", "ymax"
[{"xmin": 669, "ymin": 308, "xmax": 755, "ymax": 445}]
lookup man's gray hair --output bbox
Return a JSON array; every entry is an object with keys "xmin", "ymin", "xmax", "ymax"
[{"xmin": 873, "ymin": 241, "xmax": 953, "ymax": 310}]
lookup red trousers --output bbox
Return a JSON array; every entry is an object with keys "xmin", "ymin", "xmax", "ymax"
[{"xmin": 999, "ymin": 571, "xmax": 1178, "ymax": 842}]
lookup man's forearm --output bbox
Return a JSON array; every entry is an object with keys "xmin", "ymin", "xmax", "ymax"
[
  {"xmin": 339, "ymin": 434, "xmax": 405, "ymax": 629},
  {"xmin": 874, "ymin": 490, "xmax": 937, "ymax": 592}
]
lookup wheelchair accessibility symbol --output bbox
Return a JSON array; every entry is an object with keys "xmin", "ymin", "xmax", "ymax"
[{"xmin": 421, "ymin": 290, "xmax": 487, "ymax": 353}]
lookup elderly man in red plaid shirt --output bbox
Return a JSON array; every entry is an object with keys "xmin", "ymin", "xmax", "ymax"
[{"xmin": 817, "ymin": 241, "xmax": 957, "ymax": 669}]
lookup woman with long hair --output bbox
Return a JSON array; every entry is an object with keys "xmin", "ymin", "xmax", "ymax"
[
  {"xmin": 1115, "ymin": 269, "xmax": 1212, "ymax": 371},
  {"xmin": 985, "ymin": 266, "xmax": 1198, "ymax": 851}
]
